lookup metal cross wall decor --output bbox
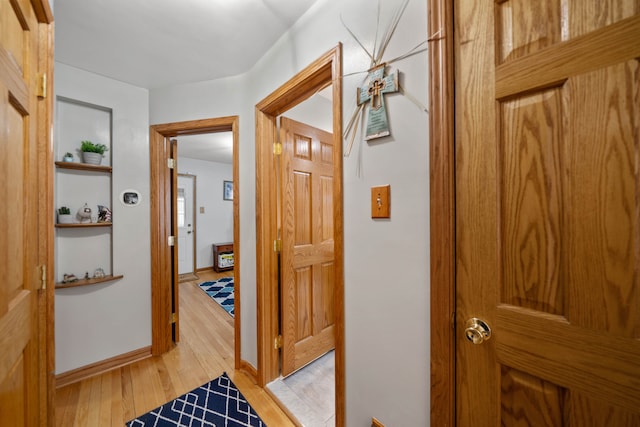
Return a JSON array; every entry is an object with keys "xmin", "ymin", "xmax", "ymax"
[{"xmin": 357, "ymin": 64, "xmax": 398, "ymax": 140}]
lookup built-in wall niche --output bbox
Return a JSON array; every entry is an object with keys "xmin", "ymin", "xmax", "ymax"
[{"xmin": 54, "ymin": 96, "xmax": 122, "ymax": 288}]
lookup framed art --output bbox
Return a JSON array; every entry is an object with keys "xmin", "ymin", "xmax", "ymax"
[{"xmin": 223, "ymin": 180, "xmax": 233, "ymax": 201}]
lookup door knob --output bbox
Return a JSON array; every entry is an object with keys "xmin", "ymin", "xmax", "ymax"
[{"xmin": 464, "ymin": 318, "xmax": 491, "ymax": 344}]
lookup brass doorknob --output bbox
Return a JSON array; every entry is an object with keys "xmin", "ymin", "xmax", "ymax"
[{"xmin": 464, "ymin": 318, "xmax": 491, "ymax": 344}]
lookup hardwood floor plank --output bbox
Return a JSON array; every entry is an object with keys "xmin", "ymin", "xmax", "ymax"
[
  {"xmin": 55, "ymin": 269, "xmax": 295, "ymax": 426},
  {"xmin": 108, "ymin": 370, "xmax": 122, "ymax": 426},
  {"xmin": 120, "ymin": 365, "xmax": 135, "ymax": 423}
]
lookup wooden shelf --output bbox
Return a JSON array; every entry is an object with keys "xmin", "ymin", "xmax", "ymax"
[
  {"xmin": 56, "ymin": 222, "xmax": 112, "ymax": 228},
  {"xmin": 55, "ymin": 161, "xmax": 112, "ymax": 173},
  {"xmin": 55, "ymin": 274, "xmax": 124, "ymax": 289}
]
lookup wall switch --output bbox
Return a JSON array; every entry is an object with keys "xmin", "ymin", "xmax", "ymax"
[
  {"xmin": 200, "ymin": 206, "xmax": 205, "ymax": 214},
  {"xmin": 371, "ymin": 185, "xmax": 390, "ymax": 219}
]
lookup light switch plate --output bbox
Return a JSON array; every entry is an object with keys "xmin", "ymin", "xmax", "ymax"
[
  {"xmin": 200, "ymin": 206, "xmax": 205, "ymax": 214},
  {"xmin": 371, "ymin": 185, "xmax": 390, "ymax": 218}
]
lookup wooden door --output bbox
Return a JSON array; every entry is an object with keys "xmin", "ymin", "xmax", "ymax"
[
  {"xmin": 455, "ymin": 1, "xmax": 640, "ymax": 425},
  {"xmin": 280, "ymin": 117, "xmax": 335, "ymax": 376},
  {"xmin": 170, "ymin": 139, "xmax": 180, "ymax": 342},
  {"xmin": 0, "ymin": 0, "xmax": 53, "ymax": 425}
]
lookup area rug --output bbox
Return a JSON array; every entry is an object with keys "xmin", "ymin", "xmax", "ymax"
[
  {"xmin": 126, "ymin": 372, "xmax": 266, "ymax": 427},
  {"xmin": 198, "ymin": 277, "xmax": 234, "ymax": 317}
]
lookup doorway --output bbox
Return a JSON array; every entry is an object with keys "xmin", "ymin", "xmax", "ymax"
[
  {"xmin": 149, "ymin": 116, "xmax": 240, "ymax": 367},
  {"xmin": 255, "ymin": 45, "xmax": 344, "ymax": 425}
]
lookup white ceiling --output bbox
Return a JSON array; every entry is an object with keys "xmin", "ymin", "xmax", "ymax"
[
  {"xmin": 177, "ymin": 132, "xmax": 233, "ymax": 165},
  {"xmin": 54, "ymin": 0, "xmax": 320, "ymax": 89},
  {"xmin": 53, "ymin": 0, "xmax": 321, "ymax": 163}
]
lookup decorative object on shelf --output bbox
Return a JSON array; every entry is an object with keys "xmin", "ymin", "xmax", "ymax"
[
  {"xmin": 62, "ymin": 152, "xmax": 74, "ymax": 162},
  {"xmin": 84, "ymin": 272, "xmax": 90, "ymax": 280},
  {"xmin": 77, "ymin": 203, "xmax": 92, "ymax": 223},
  {"xmin": 58, "ymin": 206, "xmax": 74, "ymax": 224},
  {"xmin": 97, "ymin": 205, "xmax": 112, "ymax": 222},
  {"xmin": 93, "ymin": 268, "xmax": 105, "ymax": 279},
  {"xmin": 80, "ymin": 140, "xmax": 108, "ymax": 165},
  {"xmin": 62, "ymin": 273, "xmax": 78, "ymax": 283}
]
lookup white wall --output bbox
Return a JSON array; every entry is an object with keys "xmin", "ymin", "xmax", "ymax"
[
  {"xmin": 54, "ymin": 62, "xmax": 151, "ymax": 374},
  {"xmin": 178, "ymin": 157, "xmax": 234, "ymax": 269},
  {"xmin": 151, "ymin": 0, "xmax": 430, "ymax": 424}
]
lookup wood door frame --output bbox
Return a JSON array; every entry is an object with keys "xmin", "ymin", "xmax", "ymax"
[
  {"xmin": 255, "ymin": 44, "xmax": 344, "ymax": 425},
  {"xmin": 150, "ymin": 116, "xmax": 240, "ymax": 369},
  {"xmin": 34, "ymin": 1, "xmax": 55, "ymax": 423},
  {"xmin": 428, "ymin": 0, "xmax": 456, "ymax": 426}
]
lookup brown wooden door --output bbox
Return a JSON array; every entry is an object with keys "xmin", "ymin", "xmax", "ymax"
[
  {"xmin": 280, "ymin": 117, "xmax": 335, "ymax": 376},
  {"xmin": 455, "ymin": 2, "xmax": 640, "ymax": 425},
  {"xmin": 0, "ymin": 0, "xmax": 52, "ymax": 425},
  {"xmin": 171, "ymin": 139, "xmax": 180, "ymax": 342}
]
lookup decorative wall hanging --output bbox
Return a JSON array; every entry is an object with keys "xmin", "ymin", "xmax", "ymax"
[{"xmin": 341, "ymin": 0, "xmax": 432, "ymax": 157}]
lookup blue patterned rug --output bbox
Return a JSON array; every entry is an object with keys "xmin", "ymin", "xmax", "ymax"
[
  {"xmin": 126, "ymin": 372, "xmax": 265, "ymax": 426},
  {"xmin": 198, "ymin": 277, "xmax": 234, "ymax": 317}
]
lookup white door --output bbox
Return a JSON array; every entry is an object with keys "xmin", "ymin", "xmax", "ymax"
[{"xmin": 177, "ymin": 175, "xmax": 195, "ymax": 275}]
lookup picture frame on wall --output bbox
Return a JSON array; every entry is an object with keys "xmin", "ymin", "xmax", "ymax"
[{"xmin": 223, "ymin": 180, "xmax": 233, "ymax": 201}]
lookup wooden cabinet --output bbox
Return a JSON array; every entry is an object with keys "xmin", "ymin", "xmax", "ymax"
[{"xmin": 213, "ymin": 242, "xmax": 234, "ymax": 272}]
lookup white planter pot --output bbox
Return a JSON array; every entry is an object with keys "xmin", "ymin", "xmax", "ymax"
[
  {"xmin": 58, "ymin": 214, "xmax": 74, "ymax": 224},
  {"xmin": 83, "ymin": 152, "xmax": 103, "ymax": 165}
]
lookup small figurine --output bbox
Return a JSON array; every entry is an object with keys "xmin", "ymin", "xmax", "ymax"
[
  {"xmin": 93, "ymin": 268, "xmax": 105, "ymax": 279},
  {"xmin": 77, "ymin": 203, "xmax": 92, "ymax": 223},
  {"xmin": 62, "ymin": 273, "xmax": 78, "ymax": 283},
  {"xmin": 97, "ymin": 205, "xmax": 112, "ymax": 223},
  {"xmin": 84, "ymin": 271, "xmax": 90, "ymax": 280}
]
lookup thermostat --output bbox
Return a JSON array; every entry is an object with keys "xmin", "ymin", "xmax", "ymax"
[{"xmin": 120, "ymin": 189, "xmax": 141, "ymax": 207}]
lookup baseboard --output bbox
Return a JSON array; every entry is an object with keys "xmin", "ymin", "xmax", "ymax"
[
  {"xmin": 239, "ymin": 359, "xmax": 258, "ymax": 383},
  {"xmin": 55, "ymin": 346, "xmax": 152, "ymax": 388},
  {"xmin": 196, "ymin": 266, "xmax": 214, "ymax": 273}
]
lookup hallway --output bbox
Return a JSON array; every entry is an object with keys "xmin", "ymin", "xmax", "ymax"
[{"xmin": 55, "ymin": 270, "xmax": 294, "ymax": 426}]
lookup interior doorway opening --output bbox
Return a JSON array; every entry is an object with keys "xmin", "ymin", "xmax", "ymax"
[
  {"xmin": 255, "ymin": 45, "xmax": 345, "ymax": 426},
  {"xmin": 149, "ymin": 116, "xmax": 240, "ymax": 367}
]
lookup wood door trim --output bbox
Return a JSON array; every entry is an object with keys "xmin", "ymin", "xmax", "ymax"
[
  {"xmin": 428, "ymin": 0, "xmax": 455, "ymax": 426},
  {"xmin": 255, "ymin": 44, "xmax": 344, "ymax": 426},
  {"xmin": 150, "ymin": 116, "xmax": 241, "ymax": 371}
]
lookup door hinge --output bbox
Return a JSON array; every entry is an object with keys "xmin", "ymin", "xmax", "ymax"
[
  {"xmin": 273, "ymin": 142, "xmax": 282, "ymax": 155},
  {"xmin": 168, "ymin": 235, "xmax": 176, "ymax": 246},
  {"xmin": 40, "ymin": 265, "xmax": 47, "ymax": 290},
  {"xmin": 273, "ymin": 239, "xmax": 282, "ymax": 252},
  {"xmin": 274, "ymin": 335, "xmax": 283, "ymax": 349},
  {"xmin": 167, "ymin": 158, "xmax": 176, "ymax": 169},
  {"xmin": 37, "ymin": 73, "xmax": 47, "ymax": 98},
  {"xmin": 171, "ymin": 313, "xmax": 178, "ymax": 324}
]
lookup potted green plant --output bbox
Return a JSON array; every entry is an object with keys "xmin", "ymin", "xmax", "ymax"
[
  {"xmin": 62, "ymin": 152, "xmax": 74, "ymax": 162},
  {"xmin": 80, "ymin": 140, "xmax": 109, "ymax": 165},
  {"xmin": 57, "ymin": 206, "xmax": 73, "ymax": 224}
]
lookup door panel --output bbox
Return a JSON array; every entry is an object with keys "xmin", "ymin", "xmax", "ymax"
[
  {"xmin": 456, "ymin": 1, "xmax": 640, "ymax": 425},
  {"xmin": 0, "ymin": 0, "xmax": 51, "ymax": 424},
  {"xmin": 281, "ymin": 117, "xmax": 335, "ymax": 376}
]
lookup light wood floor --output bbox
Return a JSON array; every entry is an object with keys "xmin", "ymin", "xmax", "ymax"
[{"xmin": 55, "ymin": 269, "xmax": 296, "ymax": 426}]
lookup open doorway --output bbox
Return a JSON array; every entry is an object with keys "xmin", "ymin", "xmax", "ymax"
[
  {"xmin": 255, "ymin": 45, "xmax": 344, "ymax": 426},
  {"xmin": 149, "ymin": 116, "xmax": 240, "ymax": 369}
]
